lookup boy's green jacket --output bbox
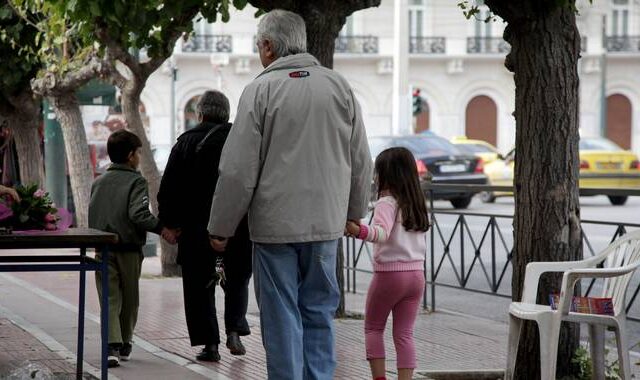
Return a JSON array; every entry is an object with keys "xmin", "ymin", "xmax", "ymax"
[{"xmin": 89, "ymin": 163, "xmax": 162, "ymax": 249}]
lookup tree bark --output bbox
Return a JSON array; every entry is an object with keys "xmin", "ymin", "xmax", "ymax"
[
  {"xmin": 2, "ymin": 90, "xmax": 45, "ymax": 188},
  {"xmin": 501, "ymin": 5, "xmax": 582, "ymax": 379},
  {"xmin": 301, "ymin": 8, "xmax": 343, "ymax": 69},
  {"xmin": 50, "ymin": 94, "xmax": 93, "ymax": 227},
  {"xmin": 12, "ymin": 114, "xmax": 44, "ymax": 188}
]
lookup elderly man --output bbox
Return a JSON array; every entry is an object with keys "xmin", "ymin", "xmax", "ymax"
[
  {"xmin": 158, "ymin": 90, "xmax": 252, "ymax": 362},
  {"xmin": 207, "ymin": 9, "xmax": 372, "ymax": 380}
]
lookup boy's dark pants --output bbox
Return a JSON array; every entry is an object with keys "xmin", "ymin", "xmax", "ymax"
[
  {"xmin": 95, "ymin": 250, "xmax": 143, "ymax": 346},
  {"xmin": 179, "ymin": 230, "xmax": 252, "ymax": 347}
]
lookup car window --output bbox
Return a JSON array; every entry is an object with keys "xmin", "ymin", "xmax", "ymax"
[
  {"xmin": 579, "ymin": 138, "xmax": 623, "ymax": 151},
  {"xmin": 458, "ymin": 143, "xmax": 495, "ymax": 154},
  {"xmin": 368, "ymin": 136, "xmax": 463, "ymax": 158},
  {"xmin": 400, "ymin": 137, "xmax": 463, "ymax": 157}
]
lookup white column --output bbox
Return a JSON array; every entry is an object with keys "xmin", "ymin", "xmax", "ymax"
[{"xmin": 392, "ymin": 0, "xmax": 410, "ymax": 136}]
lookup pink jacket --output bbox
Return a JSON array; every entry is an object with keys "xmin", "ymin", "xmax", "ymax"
[{"xmin": 357, "ymin": 196, "xmax": 426, "ymax": 272}]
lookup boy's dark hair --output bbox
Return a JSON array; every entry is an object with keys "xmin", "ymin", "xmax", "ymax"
[
  {"xmin": 107, "ymin": 130, "xmax": 142, "ymax": 164},
  {"xmin": 375, "ymin": 147, "xmax": 430, "ymax": 232}
]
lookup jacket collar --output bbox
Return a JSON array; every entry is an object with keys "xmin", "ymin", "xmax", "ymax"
[
  {"xmin": 257, "ymin": 53, "xmax": 320, "ymax": 78},
  {"xmin": 108, "ymin": 163, "xmax": 138, "ymax": 173},
  {"xmin": 183, "ymin": 121, "xmax": 231, "ymax": 136}
]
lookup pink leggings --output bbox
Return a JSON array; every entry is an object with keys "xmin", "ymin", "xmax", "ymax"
[{"xmin": 364, "ymin": 270, "xmax": 425, "ymax": 369}]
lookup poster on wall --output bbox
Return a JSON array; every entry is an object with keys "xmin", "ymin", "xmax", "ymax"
[{"xmin": 81, "ymin": 104, "xmax": 150, "ymax": 175}]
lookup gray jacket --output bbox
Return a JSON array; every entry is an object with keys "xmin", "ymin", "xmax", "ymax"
[
  {"xmin": 208, "ymin": 53, "xmax": 372, "ymax": 243},
  {"xmin": 89, "ymin": 164, "xmax": 161, "ymax": 249}
]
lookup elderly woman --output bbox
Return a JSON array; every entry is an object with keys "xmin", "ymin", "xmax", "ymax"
[{"xmin": 158, "ymin": 90, "xmax": 252, "ymax": 362}]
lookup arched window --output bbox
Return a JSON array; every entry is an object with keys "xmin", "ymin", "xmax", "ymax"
[
  {"xmin": 606, "ymin": 93, "xmax": 632, "ymax": 149},
  {"xmin": 465, "ymin": 95, "xmax": 497, "ymax": 146},
  {"xmin": 184, "ymin": 96, "xmax": 201, "ymax": 131}
]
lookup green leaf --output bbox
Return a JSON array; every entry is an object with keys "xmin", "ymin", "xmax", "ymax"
[{"xmin": 89, "ymin": 2, "xmax": 102, "ymax": 17}]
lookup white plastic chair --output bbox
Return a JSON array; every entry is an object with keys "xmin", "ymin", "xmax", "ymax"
[{"xmin": 506, "ymin": 230, "xmax": 640, "ymax": 380}]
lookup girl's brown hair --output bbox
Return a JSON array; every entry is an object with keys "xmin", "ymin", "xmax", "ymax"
[{"xmin": 375, "ymin": 147, "xmax": 430, "ymax": 232}]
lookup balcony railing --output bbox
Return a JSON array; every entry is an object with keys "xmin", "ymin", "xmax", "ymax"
[
  {"xmin": 410, "ymin": 37, "xmax": 446, "ymax": 54},
  {"xmin": 467, "ymin": 36, "xmax": 586, "ymax": 54},
  {"xmin": 606, "ymin": 36, "xmax": 640, "ymax": 53},
  {"xmin": 335, "ymin": 35, "xmax": 379, "ymax": 54},
  {"xmin": 467, "ymin": 37, "xmax": 510, "ymax": 54},
  {"xmin": 183, "ymin": 35, "xmax": 232, "ymax": 53}
]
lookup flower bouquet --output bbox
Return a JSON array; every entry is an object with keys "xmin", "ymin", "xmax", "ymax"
[{"xmin": 0, "ymin": 184, "xmax": 72, "ymax": 232}]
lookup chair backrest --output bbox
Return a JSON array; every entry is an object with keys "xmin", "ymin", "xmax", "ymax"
[{"xmin": 597, "ymin": 230, "xmax": 640, "ymax": 315}]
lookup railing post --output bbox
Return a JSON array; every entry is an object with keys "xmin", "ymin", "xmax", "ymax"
[
  {"xmin": 460, "ymin": 214, "xmax": 465, "ymax": 287},
  {"xmin": 491, "ymin": 217, "xmax": 497, "ymax": 293},
  {"xmin": 429, "ymin": 189, "xmax": 436, "ymax": 312}
]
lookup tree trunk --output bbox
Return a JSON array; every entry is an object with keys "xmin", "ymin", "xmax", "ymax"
[
  {"xmin": 51, "ymin": 94, "xmax": 93, "ymax": 227},
  {"xmin": 12, "ymin": 114, "xmax": 44, "ymax": 188},
  {"xmin": 121, "ymin": 83, "xmax": 181, "ymax": 276},
  {"xmin": 302, "ymin": 9, "xmax": 343, "ymax": 69},
  {"xmin": 506, "ymin": 6, "xmax": 582, "ymax": 379}
]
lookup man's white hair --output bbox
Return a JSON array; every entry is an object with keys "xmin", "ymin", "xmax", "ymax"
[{"xmin": 257, "ymin": 9, "xmax": 307, "ymax": 58}]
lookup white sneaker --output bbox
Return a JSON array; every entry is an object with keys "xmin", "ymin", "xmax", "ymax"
[
  {"xmin": 108, "ymin": 348, "xmax": 120, "ymax": 367},
  {"xmin": 120, "ymin": 343, "xmax": 132, "ymax": 361}
]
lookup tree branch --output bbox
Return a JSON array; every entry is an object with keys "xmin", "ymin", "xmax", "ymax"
[
  {"xmin": 95, "ymin": 25, "xmax": 142, "ymax": 78},
  {"xmin": 31, "ymin": 52, "xmax": 107, "ymax": 96}
]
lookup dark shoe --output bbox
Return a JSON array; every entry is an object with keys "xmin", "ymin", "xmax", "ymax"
[
  {"xmin": 196, "ymin": 345, "xmax": 220, "ymax": 362},
  {"xmin": 107, "ymin": 347, "xmax": 120, "ymax": 368},
  {"xmin": 226, "ymin": 332, "xmax": 246, "ymax": 356},
  {"xmin": 120, "ymin": 343, "xmax": 132, "ymax": 361}
]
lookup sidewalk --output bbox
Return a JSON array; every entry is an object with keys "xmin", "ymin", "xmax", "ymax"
[{"xmin": 0, "ymin": 249, "xmax": 514, "ymax": 379}]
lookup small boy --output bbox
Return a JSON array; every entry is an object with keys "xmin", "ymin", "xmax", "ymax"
[{"xmin": 89, "ymin": 130, "xmax": 174, "ymax": 367}]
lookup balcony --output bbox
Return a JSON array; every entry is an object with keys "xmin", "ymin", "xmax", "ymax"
[
  {"xmin": 182, "ymin": 35, "xmax": 233, "ymax": 53},
  {"xmin": 335, "ymin": 35, "xmax": 379, "ymax": 54},
  {"xmin": 606, "ymin": 36, "xmax": 640, "ymax": 53},
  {"xmin": 409, "ymin": 37, "xmax": 446, "ymax": 54},
  {"xmin": 467, "ymin": 37, "xmax": 510, "ymax": 54}
]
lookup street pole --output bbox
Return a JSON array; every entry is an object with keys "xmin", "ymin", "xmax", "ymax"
[
  {"xmin": 43, "ymin": 99, "xmax": 67, "ymax": 209},
  {"xmin": 392, "ymin": 0, "xmax": 410, "ymax": 136},
  {"xmin": 170, "ymin": 65, "xmax": 177, "ymax": 144},
  {"xmin": 600, "ymin": 14, "xmax": 608, "ymax": 138}
]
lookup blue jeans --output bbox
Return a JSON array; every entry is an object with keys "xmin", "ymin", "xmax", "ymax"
[{"xmin": 254, "ymin": 240, "xmax": 340, "ymax": 380}]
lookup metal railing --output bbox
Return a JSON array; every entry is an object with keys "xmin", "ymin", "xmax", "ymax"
[
  {"xmin": 466, "ymin": 36, "xmax": 587, "ymax": 54},
  {"xmin": 335, "ymin": 35, "xmax": 379, "ymax": 54},
  {"xmin": 467, "ymin": 37, "xmax": 510, "ymax": 54},
  {"xmin": 410, "ymin": 37, "xmax": 446, "ymax": 54},
  {"xmin": 343, "ymin": 184, "xmax": 640, "ymax": 321},
  {"xmin": 606, "ymin": 36, "xmax": 640, "ymax": 53},
  {"xmin": 182, "ymin": 35, "xmax": 233, "ymax": 53}
]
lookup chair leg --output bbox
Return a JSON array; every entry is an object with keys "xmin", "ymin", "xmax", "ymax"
[
  {"xmin": 505, "ymin": 314, "xmax": 523, "ymax": 380},
  {"xmin": 539, "ymin": 316, "xmax": 561, "ymax": 380},
  {"xmin": 614, "ymin": 318, "xmax": 632, "ymax": 380},
  {"xmin": 588, "ymin": 324, "xmax": 605, "ymax": 380}
]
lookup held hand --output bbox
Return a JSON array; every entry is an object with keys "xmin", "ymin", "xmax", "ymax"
[
  {"xmin": 346, "ymin": 220, "xmax": 360, "ymax": 237},
  {"xmin": 160, "ymin": 228, "xmax": 178, "ymax": 245},
  {"xmin": 209, "ymin": 236, "xmax": 228, "ymax": 252}
]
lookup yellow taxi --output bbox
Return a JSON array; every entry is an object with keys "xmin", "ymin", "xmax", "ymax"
[
  {"xmin": 482, "ymin": 136, "xmax": 640, "ymax": 205},
  {"xmin": 450, "ymin": 136, "xmax": 502, "ymax": 165}
]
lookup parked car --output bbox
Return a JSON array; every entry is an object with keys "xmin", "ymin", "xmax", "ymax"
[
  {"xmin": 482, "ymin": 136, "xmax": 640, "ymax": 205},
  {"xmin": 368, "ymin": 135, "xmax": 488, "ymax": 209},
  {"xmin": 450, "ymin": 136, "xmax": 502, "ymax": 165}
]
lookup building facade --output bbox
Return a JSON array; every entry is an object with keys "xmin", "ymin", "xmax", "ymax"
[{"xmin": 140, "ymin": 0, "xmax": 640, "ymax": 167}]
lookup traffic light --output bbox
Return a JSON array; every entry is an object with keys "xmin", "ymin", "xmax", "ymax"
[{"xmin": 412, "ymin": 88, "xmax": 422, "ymax": 116}]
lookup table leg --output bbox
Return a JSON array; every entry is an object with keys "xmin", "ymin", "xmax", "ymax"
[
  {"xmin": 101, "ymin": 247, "xmax": 109, "ymax": 380},
  {"xmin": 76, "ymin": 248, "xmax": 86, "ymax": 380}
]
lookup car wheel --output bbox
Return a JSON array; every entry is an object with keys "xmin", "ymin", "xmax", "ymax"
[
  {"xmin": 608, "ymin": 195, "xmax": 628, "ymax": 206},
  {"xmin": 450, "ymin": 196, "xmax": 473, "ymax": 209},
  {"xmin": 480, "ymin": 191, "xmax": 496, "ymax": 203}
]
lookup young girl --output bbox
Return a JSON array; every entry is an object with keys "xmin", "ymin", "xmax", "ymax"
[{"xmin": 346, "ymin": 147, "xmax": 429, "ymax": 380}]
